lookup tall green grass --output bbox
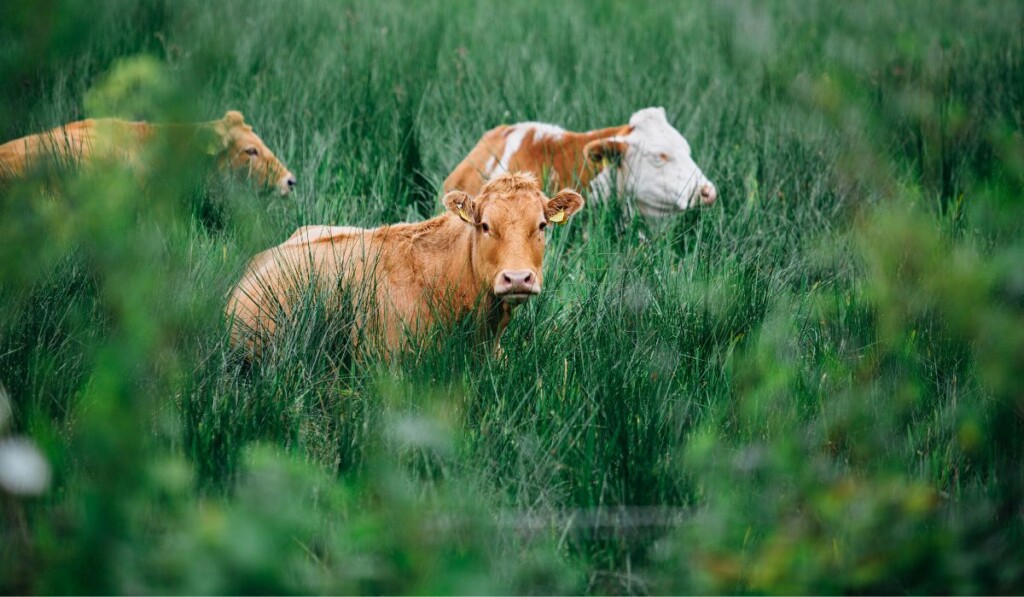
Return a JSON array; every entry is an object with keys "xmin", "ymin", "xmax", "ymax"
[{"xmin": 1, "ymin": 0, "xmax": 1022, "ymax": 593}]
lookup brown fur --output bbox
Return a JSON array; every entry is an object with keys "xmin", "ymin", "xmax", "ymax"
[
  {"xmin": 226, "ymin": 172, "xmax": 584, "ymax": 356},
  {"xmin": 0, "ymin": 110, "xmax": 293, "ymax": 192},
  {"xmin": 444, "ymin": 123, "xmax": 632, "ymax": 196}
]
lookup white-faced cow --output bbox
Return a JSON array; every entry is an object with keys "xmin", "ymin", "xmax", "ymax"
[
  {"xmin": 445, "ymin": 107, "xmax": 716, "ymax": 217},
  {"xmin": 226, "ymin": 172, "xmax": 584, "ymax": 355},
  {"xmin": 0, "ymin": 111, "xmax": 296, "ymax": 195}
]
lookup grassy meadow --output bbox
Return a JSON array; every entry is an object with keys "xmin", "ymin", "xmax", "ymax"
[{"xmin": 1, "ymin": 0, "xmax": 1023, "ymax": 593}]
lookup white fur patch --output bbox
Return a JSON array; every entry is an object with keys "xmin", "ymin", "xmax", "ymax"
[
  {"xmin": 524, "ymin": 122, "xmax": 565, "ymax": 141},
  {"xmin": 491, "ymin": 122, "xmax": 565, "ymax": 178},
  {"xmin": 497, "ymin": 126, "xmax": 529, "ymax": 175}
]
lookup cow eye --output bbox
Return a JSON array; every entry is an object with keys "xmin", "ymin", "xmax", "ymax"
[
  {"xmin": 244, "ymin": 147, "xmax": 259, "ymax": 157},
  {"xmin": 658, "ymin": 153, "xmax": 670, "ymax": 162},
  {"xmin": 480, "ymin": 222, "xmax": 490, "ymax": 233},
  {"xmin": 539, "ymin": 222, "xmax": 547, "ymax": 231}
]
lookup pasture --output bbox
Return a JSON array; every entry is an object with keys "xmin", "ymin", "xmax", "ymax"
[{"xmin": 1, "ymin": 0, "xmax": 1022, "ymax": 593}]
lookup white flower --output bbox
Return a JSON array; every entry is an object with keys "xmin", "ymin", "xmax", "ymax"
[{"xmin": 0, "ymin": 437, "xmax": 51, "ymax": 496}]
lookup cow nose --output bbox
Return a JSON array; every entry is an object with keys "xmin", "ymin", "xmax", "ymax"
[
  {"xmin": 279, "ymin": 173, "xmax": 297, "ymax": 195},
  {"xmin": 494, "ymin": 269, "xmax": 540, "ymax": 302},
  {"xmin": 503, "ymin": 270, "xmax": 533, "ymax": 286},
  {"xmin": 699, "ymin": 183, "xmax": 717, "ymax": 205}
]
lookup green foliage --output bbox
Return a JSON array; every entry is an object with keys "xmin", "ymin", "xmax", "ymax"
[
  {"xmin": 83, "ymin": 55, "xmax": 176, "ymax": 120},
  {"xmin": 1, "ymin": 0, "xmax": 1022, "ymax": 593}
]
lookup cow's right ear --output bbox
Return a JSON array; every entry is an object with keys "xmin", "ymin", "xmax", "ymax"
[
  {"xmin": 443, "ymin": 190, "xmax": 476, "ymax": 224},
  {"xmin": 584, "ymin": 138, "xmax": 628, "ymax": 170},
  {"xmin": 223, "ymin": 110, "xmax": 246, "ymax": 128}
]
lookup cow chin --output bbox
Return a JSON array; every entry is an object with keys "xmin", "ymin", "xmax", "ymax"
[
  {"xmin": 639, "ymin": 183, "xmax": 709, "ymax": 214},
  {"xmin": 497, "ymin": 291, "xmax": 538, "ymax": 305},
  {"xmin": 637, "ymin": 197, "xmax": 684, "ymax": 217}
]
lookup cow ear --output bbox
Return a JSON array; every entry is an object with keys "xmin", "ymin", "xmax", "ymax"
[
  {"xmin": 584, "ymin": 138, "xmax": 628, "ymax": 170},
  {"xmin": 443, "ymin": 190, "xmax": 476, "ymax": 224},
  {"xmin": 545, "ymin": 188, "xmax": 584, "ymax": 225},
  {"xmin": 223, "ymin": 110, "xmax": 246, "ymax": 127}
]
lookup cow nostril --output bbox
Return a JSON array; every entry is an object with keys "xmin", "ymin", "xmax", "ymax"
[
  {"xmin": 503, "ymin": 272, "xmax": 513, "ymax": 284},
  {"xmin": 287, "ymin": 177, "xmax": 296, "ymax": 188},
  {"xmin": 523, "ymin": 272, "xmax": 533, "ymax": 284}
]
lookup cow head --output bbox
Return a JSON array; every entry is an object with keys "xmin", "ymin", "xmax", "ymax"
[
  {"xmin": 209, "ymin": 111, "xmax": 296, "ymax": 195},
  {"xmin": 444, "ymin": 173, "xmax": 584, "ymax": 305},
  {"xmin": 585, "ymin": 107, "xmax": 716, "ymax": 216}
]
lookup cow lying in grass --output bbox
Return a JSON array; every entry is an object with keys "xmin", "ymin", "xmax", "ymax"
[
  {"xmin": 445, "ymin": 107, "xmax": 716, "ymax": 217},
  {"xmin": 0, "ymin": 110, "xmax": 296, "ymax": 195},
  {"xmin": 226, "ymin": 172, "xmax": 584, "ymax": 355}
]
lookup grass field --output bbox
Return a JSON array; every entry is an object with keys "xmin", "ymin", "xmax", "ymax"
[{"xmin": 1, "ymin": 0, "xmax": 1023, "ymax": 593}]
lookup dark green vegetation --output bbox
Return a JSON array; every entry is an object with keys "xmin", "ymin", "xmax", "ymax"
[{"xmin": 1, "ymin": 0, "xmax": 1023, "ymax": 593}]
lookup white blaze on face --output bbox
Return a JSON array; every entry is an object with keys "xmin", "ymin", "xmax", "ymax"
[{"xmin": 591, "ymin": 107, "xmax": 716, "ymax": 216}]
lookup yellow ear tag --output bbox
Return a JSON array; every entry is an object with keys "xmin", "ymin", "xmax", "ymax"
[
  {"xmin": 549, "ymin": 209, "xmax": 566, "ymax": 225},
  {"xmin": 457, "ymin": 207, "xmax": 472, "ymax": 223},
  {"xmin": 600, "ymin": 157, "xmax": 610, "ymax": 170}
]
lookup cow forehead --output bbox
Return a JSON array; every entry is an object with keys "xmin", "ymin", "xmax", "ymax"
[
  {"xmin": 227, "ymin": 126, "xmax": 266, "ymax": 148},
  {"xmin": 626, "ymin": 119, "xmax": 692, "ymax": 157},
  {"xmin": 479, "ymin": 193, "xmax": 545, "ymax": 224}
]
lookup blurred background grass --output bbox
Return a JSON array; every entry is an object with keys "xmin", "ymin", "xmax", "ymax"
[{"xmin": 1, "ymin": 0, "xmax": 1022, "ymax": 593}]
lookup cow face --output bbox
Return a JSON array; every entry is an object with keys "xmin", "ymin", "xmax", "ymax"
[
  {"xmin": 444, "ymin": 173, "xmax": 584, "ymax": 304},
  {"xmin": 586, "ymin": 107, "xmax": 716, "ymax": 216},
  {"xmin": 211, "ymin": 111, "xmax": 296, "ymax": 195}
]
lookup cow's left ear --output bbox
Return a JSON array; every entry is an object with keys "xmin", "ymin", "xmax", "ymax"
[
  {"xmin": 584, "ymin": 138, "xmax": 628, "ymax": 170},
  {"xmin": 443, "ymin": 190, "xmax": 477, "ymax": 224},
  {"xmin": 545, "ymin": 189, "xmax": 584, "ymax": 225}
]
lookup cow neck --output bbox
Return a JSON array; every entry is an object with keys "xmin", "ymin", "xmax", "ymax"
[
  {"xmin": 566, "ymin": 125, "xmax": 631, "ymax": 191},
  {"xmin": 386, "ymin": 213, "xmax": 509, "ymax": 344},
  {"xmin": 145, "ymin": 121, "xmax": 212, "ymax": 147},
  {"xmin": 145, "ymin": 121, "xmax": 200, "ymax": 135},
  {"xmin": 481, "ymin": 294, "xmax": 512, "ymax": 341},
  {"xmin": 94, "ymin": 120, "xmax": 217, "ymax": 159},
  {"xmin": 432, "ymin": 214, "xmax": 508, "ymax": 339},
  {"xmin": 408, "ymin": 213, "xmax": 481, "ymax": 313}
]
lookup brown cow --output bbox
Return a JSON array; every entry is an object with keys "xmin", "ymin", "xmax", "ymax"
[
  {"xmin": 445, "ymin": 107, "xmax": 716, "ymax": 217},
  {"xmin": 0, "ymin": 110, "xmax": 296, "ymax": 195},
  {"xmin": 226, "ymin": 172, "xmax": 584, "ymax": 355}
]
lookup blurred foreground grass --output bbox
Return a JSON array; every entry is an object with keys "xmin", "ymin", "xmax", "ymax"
[{"xmin": 1, "ymin": 0, "xmax": 1022, "ymax": 593}]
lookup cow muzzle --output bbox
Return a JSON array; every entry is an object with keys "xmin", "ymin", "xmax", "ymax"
[
  {"xmin": 677, "ymin": 180, "xmax": 718, "ymax": 210},
  {"xmin": 698, "ymin": 182, "xmax": 717, "ymax": 205},
  {"xmin": 494, "ymin": 270, "xmax": 541, "ymax": 304},
  {"xmin": 278, "ymin": 172, "xmax": 297, "ymax": 196}
]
